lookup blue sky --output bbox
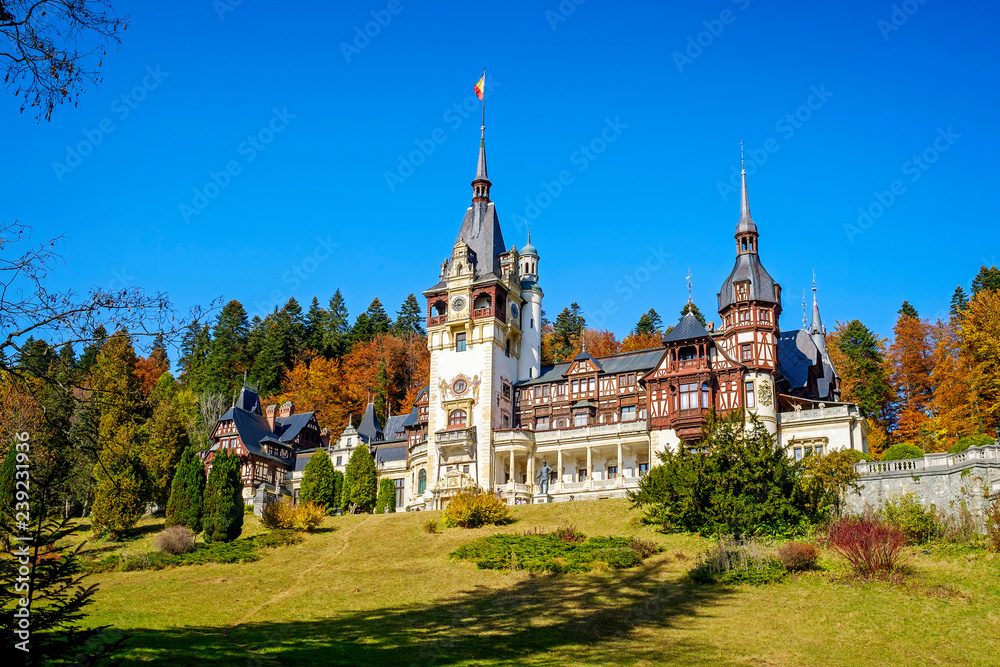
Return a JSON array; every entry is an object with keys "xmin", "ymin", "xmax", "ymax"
[{"xmin": 6, "ymin": 0, "xmax": 998, "ymax": 352}]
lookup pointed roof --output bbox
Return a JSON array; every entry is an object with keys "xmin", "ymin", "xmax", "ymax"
[
  {"xmin": 474, "ymin": 127, "xmax": 489, "ymax": 184},
  {"xmin": 234, "ymin": 386, "xmax": 261, "ymax": 415},
  {"xmin": 521, "ymin": 230, "xmax": 538, "ymax": 257},
  {"xmin": 736, "ymin": 149, "xmax": 757, "ymax": 236},
  {"xmin": 356, "ymin": 402, "xmax": 383, "ymax": 444},
  {"xmin": 808, "ymin": 273, "xmax": 826, "ymax": 336},
  {"xmin": 663, "ymin": 311, "xmax": 711, "ymax": 343}
]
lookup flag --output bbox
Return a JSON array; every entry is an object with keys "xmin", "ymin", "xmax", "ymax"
[{"xmin": 473, "ymin": 74, "xmax": 485, "ymax": 100}]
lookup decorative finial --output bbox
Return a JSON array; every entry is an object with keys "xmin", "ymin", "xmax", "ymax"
[
  {"xmin": 581, "ymin": 333, "xmax": 588, "ymax": 354},
  {"xmin": 802, "ymin": 289, "xmax": 807, "ymax": 327},
  {"xmin": 740, "ymin": 140, "xmax": 744, "ymax": 173},
  {"xmin": 686, "ymin": 268, "xmax": 693, "ymax": 304},
  {"xmin": 812, "ymin": 269, "xmax": 817, "ymax": 292}
]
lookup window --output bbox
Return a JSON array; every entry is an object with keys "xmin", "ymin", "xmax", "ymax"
[
  {"xmin": 621, "ymin": 373, "xmax": 635, "ymax": 387},
  {"xmin": 448, "ymin": 409, "xmax": 467, "ymax": 427},
  {"xmin": 621, "ymin": 405, "xmax": 636, "ymax": 421},
  {"xmin": 701, "ymin": 383, "xmax": 711, "ymax": 409},
  {"xmin": 578, "ymin": 469, "xmax": 587, "ymax": 481},
  {"xmin": 347, "ymin": 437, "xmax": 352, "ymax": 447},
  {"xmin": 574, "ymin": 413, "xmax": 588, "ymax": 427},
  {"xmin": 541, "ymin": 385, "xmax": 550, "ymax": 397},
  {"xmin": 336, "ymin": 456, "xmax": 342, "ymax": 466},
  {"xmin": 418, "ymin": 469, "xmax": 427, "ymax": 494},
  {"xmin": 502, "ymin": 414, "xmax": 509, "ymax": 428},
  {"xmin": 505, "ymin": 340, "xmax": 510, "ymax": 357},
  {"xmin": 455, "ymin": 332, "xmax": 466, "ymax": 352},
  {"xmin": 607, "ymin": 466, "xmax": 618, "ymax": 479},
  {"xmin": 745, "ymin": 381, "xmax": 756, "ymax": 408},
  {"xmin": 502, "ymin": 383, "xmax": 512, "ymax": 400},
  {"xmin": 571, "ymin": 379, "xmax": 579, "ymax": 393},
  {"xmin": 394, "ymin": 478, "xmax": 404, "ymax": 509},
  {"xmin": 588, "ymin": 377, "xmax": 595, "ymax": 392},
  {"xmin": 741, "ymin": 343, "xmax": 753, "ymax": 361},
  {"xmin": 739, "ymin": 310, "xmax": 750, "ymax": 323},
  {"xmin": 760, "ymin": 310, "xmax": 770, "ymax": 323},
  {"xmin": 638, "ymin": 462, "xmax": 649, "ymax": 476},
  {"xmin": 679, "ymin": 383, "xmax": 699, "ymax": 410},
  {"xmin": 463, "ymin": 464, "xmax": 470, "ymax": 474},
  {"xmin": 794, "ymin": 447, "xmax": 803, "ymax": 461},
  {"xmin": 536, "ymin": 416, "xmax": 549, "ymax": 430}
]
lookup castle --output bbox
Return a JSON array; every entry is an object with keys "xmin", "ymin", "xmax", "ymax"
[{"xmin": 204, "ymin": 125, "xmax": 869, "ymax": 511}]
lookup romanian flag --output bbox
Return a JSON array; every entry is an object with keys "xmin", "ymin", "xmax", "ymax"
[{"xmin": 473, "ymin": 73, "xmax": 485, "ymax": 100}]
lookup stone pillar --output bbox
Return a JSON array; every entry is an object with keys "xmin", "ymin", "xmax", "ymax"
[
  {"xmin": 586, "ymin": 446, "xmax": 593, "ymax": 487},
  {"xmin": 617, "ymin": 441, "xmax": 623, "ymax": 483},
  {"xmin": 508, "ymin": 449, "xmax": 515, "ymax": 486},
  {"xmin": 528, "ymin": 454, "xmax": 535, "ymax": 493},
  {"xmin": 557, "ymin": 449, "xmax": 563, "ymax": 488}
]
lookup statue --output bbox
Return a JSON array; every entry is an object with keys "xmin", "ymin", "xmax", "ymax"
[
  {"xmin": 471, "ymin": 374, "xmax": 481, "ymax": 403},
  {"xmin": 535, "ymin": 460, "xmax": 553, "ymax": 495}
]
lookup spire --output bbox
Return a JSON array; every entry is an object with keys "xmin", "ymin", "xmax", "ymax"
[
  {"xmin": 809, "ymin": 271, "xmax": 825, "ymax": 336},
  {"xmin": 802, "ymin": 289, "xmax": 807, "ymax": 327},
  {"xmin": 471, "ymin": 91, "xmax": 491, "ymax": 202},
  {"xmin": 736, "ymin": 141, "xmax": 757, "ymax": 236}
]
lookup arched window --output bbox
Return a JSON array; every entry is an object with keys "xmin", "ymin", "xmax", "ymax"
[
  {"xmin": 449, "ymin": 409, "xmax": 468, "ymax": 427},
  {"xmin": 473, "ymin": 294, "xmax": 492, "ymax": 310},
  {"xmin": 418, "ymin": 469, "xmax": 427, "ymax": 494},
  {"xmin": 701, "ymin": 383, "xmax": 711, "ymax": 408},
  {"xmin": 741, "ymin": 239, "xmax": 748, "ymax": 251}
]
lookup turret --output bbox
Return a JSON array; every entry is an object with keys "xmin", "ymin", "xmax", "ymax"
[{"xmin": 517, "ymin": 232, "xmax": 543, "ymax": 381}]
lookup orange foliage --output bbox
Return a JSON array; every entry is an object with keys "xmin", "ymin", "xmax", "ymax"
[
  {"xmin": 564, "ymin": 329, "xmax": 621, "ymax": 359},
  {"xmin": 620, "ymin": 332, "xmax": 663, "ymax": 353},
  {"xmin": 957, "ymin": 289, "xmax": 1000, "ymax": 434},
  {"xmin": 135, "ymin": 354, "xmax": 169, "ymax": 397},
  {"xmin": 888, "ymin": 314, "xmax": 935, "ymax": 446}
]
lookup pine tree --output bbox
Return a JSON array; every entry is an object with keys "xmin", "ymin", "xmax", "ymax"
[
  {"xmin": 552, "ymin": 303, "xmax": 585, "ymax": 361},
  {"xmin": 178, "ymin": 319, "xmax": 211, "ymax": 391},
  {"xmin": 326, "ymin": 289, "xmax": 351, "ymax": 358},
  {"xmin": 250, "ymin": 312, "xmax": 288, "ymax": 397},
  {"xmin": 78, "ymin": 324, "xmax": 108, "ymax": 375},
  {"xmin": 350, "ymin": 298, "xmax": 393, "ymax": 348},
  {"xmin": 202, "ymin": 449, "xmax": 244, "ymax": 543},
  {"xmin": 332, "ymin": 469, "xmax": 344, "ymax": 508},
  {"xmin": 633, "ymin": 308, "xmax": 663, "ymax": 336},
  {"xmin": 343, "ymin": 443, "xmax": 377, "ymax": 513},
  {"xmin": 679, "ymin": 301, "xmax": 707, "ymax": 326},
  {"xmin": 950, "ymin": 286, "xmax": 969, "ymax": 318},
  {"xmin": 829, "ymin": 320, "xmax": 896, "ymax": 434},
  {"xmin": 375, "ymin": 477, "xmax": 397, "ymax": 513},
  {"xmin": 305, "ymin": 296, "xmax": 329, "ymax": 355},
  {"xmin": 282, "ymin": 297, "xmax": 308, "ymax": 366},
  {"xmin": 971, "ymin": 265, "xmax": 1000, "ymax": 296},
  {"xmin": 394, "ymin": 294, "xmax": 425, "ymax": 338},
  {"xmin": 165, "ymin": 448, "xmax": 206, "ymax": 532},
  {"xmin": 898, "ymin": 301, "xmax": 919, "ymax": 318},
  {"xmin": 204, "ymin": 300, "xmax": 250, "ymax": 399},
  {"xmin": 300, "ymin": 450, "xmax": 337, "ymax": 509}
]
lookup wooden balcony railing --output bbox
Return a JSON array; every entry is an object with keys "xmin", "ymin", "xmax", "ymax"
[
  {"xmin": 428, "ymin": 315, "xmax": 448, "ymax": 326},
  {"xmin": 472, "ymin": 307, "xmax": 493, "ymax": 319}
]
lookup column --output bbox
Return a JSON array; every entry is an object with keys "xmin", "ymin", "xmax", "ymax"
[
  {"xmin": 528, "ymin": 454, "xmax": 535, "ymax": 495},
  {"xmin": 617, "ymin": 441, "xmax": 623, "ymax": 486},
  {"xmin": 586, "ymin": 445, "xmax": 593, "ymax": 489},
  {"xmin": 557, "ymin": 448, "xmax": 563, "ymax": 490},
  {"xmin": 508, "ymin": 449, "xmax": 514, "ymax": 487}
]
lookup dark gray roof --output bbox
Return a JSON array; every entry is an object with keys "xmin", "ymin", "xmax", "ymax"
[
  {"xmin": 573, "ymin": 400, "xmax": 597, "ymax": 409},
  {"xmin": 452, "ymin": 200, "xmax": 506, "ymax": 278},
  {"xmin": 717, "ymin": 252, "xmax": 780, "ymax": 311},
  {"xmin": 218, "ymin": 407, "xmax": 288, "ymax": 465},
  {"xmin": 778, "ymin": 330, "xmax": 818, "ymax": 390},
  {"xmin": 663, "ymin": 311, "xmax": 710, "ymax": 343},
  {"xmin": 274, "ymin": 412, "xmax": 315, "ymax": 443},
  {"xmin": 518, "ymin": 348, "xmax": 664, "ymax": 387},
  {"xmin": 234, "ymin": 386, "xmax": 261, "ymax": 415},
  {"xmin": 571, "ymin": 349, "xmax": 601, "ymax": 369},
  {"xmin": 383, "ymin": 415, "xmax": 408, "ymax": 440},
  {"xmin": 736, "ymin": 168, "xmax": 758, "ymax": 235},
  {"xmin": 357, "ymin": 402, "xmax": 383, "ymax": 443},
  {"xmin": 373, "ymin": 444, "xmax": 408, "ymax": 464}
]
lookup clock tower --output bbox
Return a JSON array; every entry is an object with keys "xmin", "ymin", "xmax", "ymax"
[{"xmin": 422, "ymin": 125, "xmax": 529, "ymax": 506}]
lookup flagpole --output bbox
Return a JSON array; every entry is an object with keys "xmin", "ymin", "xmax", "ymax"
[{"xmin": 481, "ymin": 66, "xmax": 486, "ymax": 134}]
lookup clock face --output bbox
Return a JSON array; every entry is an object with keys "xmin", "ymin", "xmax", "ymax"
[
  {"xmin": 511, "ymin": 303, "xmax": 519, "ymax": 319},
  {"xmin": 451, "ymin": 296, "xmax": 465, "ymax": 311}
]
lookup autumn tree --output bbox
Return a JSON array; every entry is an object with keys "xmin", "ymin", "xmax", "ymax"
[
  {"xmin": 135, "ymin": 333, "xmax": 170, "ymax": 397},
  {"xmin": 273, "ymin": 356, "xmax": 348, "ymax": 434},
  {"xmin": 620, "ymin": 332, "xmax": 663, "ymax": 353},
  {"xmin": 888, "ymin": 307, "xmax": 935, "ymax": 447},
  {"xmin": 958, "ymin": 288, "xmax": 1000, "ymax": 435},
  {"xmin": 141, "ymin": 372, "xmax": 190, "ymax": 507},
  {"xmin": 566, "ymin": 329, "xmax": 621, "ymax": 359},
  {"xmin": 929, "ymin": 322, "xmax": 981, "ymax": 449}
]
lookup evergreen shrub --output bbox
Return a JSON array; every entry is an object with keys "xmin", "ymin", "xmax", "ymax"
[
  {"xmin": 441, "ymin": 491, "xmax": 512, "ymax": 528},
  {"xmin": 880, "ymin": 443, "xmax": 925, "ymax": 461}
]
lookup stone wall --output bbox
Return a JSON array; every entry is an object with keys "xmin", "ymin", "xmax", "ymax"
[{"xmin": 844, "ymin": 445, "xmax": 1000, "ymax": 522}]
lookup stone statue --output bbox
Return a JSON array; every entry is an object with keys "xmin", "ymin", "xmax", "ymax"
[{"xmin": 535, "ymin": 460, "xmax": 553, "ymax": 495}]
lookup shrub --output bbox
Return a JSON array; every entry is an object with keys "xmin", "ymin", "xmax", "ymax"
[
  {"xmin": 777, "ymin": 541, "xmax": 819, "ymax": 571},
  {"xmin": 948, "ymin": 434, "xmax": 994, "ymax": 454},
  {"xmin": 880, "ymin": 443, "xmax": 925, "ymax": 461},
  {"xmin": 628, "ymin": 536, "xmax": 660, "ymax": 559},
  {"xmin": 936, "ymin": 506, "xmax": 978, "ymax": 545},
  {"xmin": 293, "ymin": 501, "xmax": 326, "ymax": 532},
  {"xmin": 555, "ymin": 525, "xmax": 585, "ymax": 543},
  {"xmin": 375, "ymin": 478, "xmax": 397, "ymax": 514},
  {"xmin": 255, "ymin": 529, "xmax": 303, "ymax": 549},
  {"xmin": 260, "ymin": 500, "xmax": 296, "ymax": 530},
  {"xmin": 827, "ymin": 518, "xmax": 906, "ymax": 578},
  {"xmin": 881, "ymin": 493, "xmax": 936, "ymax": 544},
  {"xmin": 452, "ymin": 532, "xmax": 653, "ymax": 573},
  {"xmin": 300, "ymin": 450, "xmax": 338, "ymax": 509},
  {"xmin": 153, "ymin": 525, "xmax": 196, "ymax": 555},
  {"xmin": 441, "ymin": 491, "xmax": 512, "ymax": 529},
  {"xmin": 423, "ymin": 518, "xmax": 440, "ymax": 534},
  {"xmin": 343, "ymin": 443, "xmax": 377, "ymax": 513},
  {"xmin": 986, "ymin": 501, "xmax": 1000, "ymax": 553},
  {"xmin": 690, "ymin": 536, "xmax": 786, "ymax": 585}
]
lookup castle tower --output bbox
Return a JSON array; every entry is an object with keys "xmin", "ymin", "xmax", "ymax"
[
  {"xmin": 517, "ymin": 232, "xmax": 543, "ymax": 381},
  {"xmin": 421, "ymin": 122, "xmax": 523, "ymax": 506},
  {"xmin": 716, "ymin": 158, "xmax": 782, "ymax": 434},
  {"xmin": 808, "ymin": 274, "xmax": 840, "ymax": 401}
]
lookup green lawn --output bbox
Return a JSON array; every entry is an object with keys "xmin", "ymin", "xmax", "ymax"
[{"xmin": 77, "ymin": 500, "xmax": 1000, "ymax": 666}]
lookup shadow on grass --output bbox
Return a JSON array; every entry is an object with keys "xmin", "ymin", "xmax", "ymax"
[{"xmin": 109, "ymin": 560, "xmax": 736, "ymax": 666}]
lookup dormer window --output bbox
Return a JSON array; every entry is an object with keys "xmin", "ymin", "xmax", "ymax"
[{"xmin": 735, "ymin": 282, "xmax": 749, "ymax": 301}]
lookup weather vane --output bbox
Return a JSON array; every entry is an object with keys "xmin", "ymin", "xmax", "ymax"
[{"xmin": 686, "ymin": 268, "xmax": 693, "ymax": 304}]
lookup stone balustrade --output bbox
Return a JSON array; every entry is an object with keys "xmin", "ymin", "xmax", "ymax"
[
  {"xmin": 855, "ymin": 444, "xmax": 1000, "ymax": 477},
  {"xmin": 778, "ymin": 404, "xmax": 856, "ymax": 424}
]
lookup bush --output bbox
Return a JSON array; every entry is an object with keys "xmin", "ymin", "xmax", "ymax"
[
  {"xmin": 690, "ymin": 536, "xmax": 786, "ymax": 585},
  {"xmin": 165, "ymin": 447, "xmax": 206, "ymax": 533},
  {"xmin": 948, "ymin": 434, "xmax": 994, "ymax": 454},
  {"xmin": 880, "ymin": 443, "xmax": 925, "ymax": 461},
  {"xmin": 555, "ymin": 525, "xmax": 585, "ymax": 543},
  {"xmin": 827, "ymin": 518, "xmax": 906, "ymax": 578},
  {"xmin": 936, "ymin": 506, "xmax": 978, "ymax": 545},
  {"xmin": 300, "ymin": 450, "xmax": 337, "ymax": 509},
  {"xmin": 202, "ymin": 449, "xmax": 244, "ymax": 543},
  {"xmin": 881, "ymin": 493, "xmax": 936, "ymax": 544},
  {"xmin": 293, "ymin": 501, "xmax": 326, "ymax": 532},
  {"xmin": 423, "ymin": 518, "xmax": 440, "ymax": 534},
  {"xmin": 628, "ymin": 536, "xmax": 660, "ymax": 559},
  {"xmin": 777, "ymin": 541, "xmax": 819, "ymax": 571},
  {"xmin": 153, "ymin": 525, "xmax": 196, "ymax": 555},
  {"xmin": 452, "ymin": 532, "xmax": 652, "ymax": 573},
  {"xmin": 254, "ymin": 529, "xmax": 303, "ymax": 549},
  {"xmin": 260, "ymin": 500, "xmax": 296, "ymax": 530},
  {"xmin": 375, "ymin": 478, "xmax": 397, "ymax": 514},
  {"xmin": 986, "ymin": 501, "xmax": 1000, "ymax": 553},
  {"xmin": 441, "ymin": 491, "xmax": 512, "ymax": 529}
]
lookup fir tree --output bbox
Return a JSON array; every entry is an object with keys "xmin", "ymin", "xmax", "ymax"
[
  {"xmin": 281, "ymin": 297, "xmax": 308, "ymax": 366},
  {"xmin": 326, "ymin": 289, "xmax": 351, "ymax": 358},
  {"xmin": 375, "ymin": 477, "xmax": 397, "ymax": 513},
  {"xmin": 300, "ymin": 450, "xmax": 337, "ymax": 509},
  {"xmin": 165, "ymin": 448, "xmax": 206, "ymax": 532},
  {"xmin": 552, "ymin": 303, "xmax": 585, "ymax": 361},
  {"xmin": 350, "ymin": 298, "xmax": 393, "ymax": 348},
  {"xmin": 178, "ymin": 319, "xmax": 211, "ymax": 390},
  {"xmin": 202, "ymin": 449, "xmax": 244, "ymax": 543},
  {"xmin": 249, "ymin": 311, "xmax": 288, "ymax": 397},
  {"xmin": 332, "ymin": 469, "xmax": 344, "ymax": 508},
  {"xmin": 950, "ymin": 286, "xmax": 969, "ymax": 318},
  {"xmin": 305, "ymin": 296, "xmax": 329, "ymax": 355},
  {"xmin": 633, "ymin": 308, "xmax": 663, "ymax": 336},
  {"xmin": 150, "ymin": 332, "xmax": 169, "ymax": 369},
  {"xmin": 679, "ymin": 301, "xmax": 707, "ymax": 326},
  {"xmin": 343, "ymin": 443, "xmax": 377, "ymax": 513},
  {"xmin": 204, "ymin": 300, "xmax": 250, "ymax": 399},
  {"xmin": 971, "ymin": 265, "xmax": 1000, "ymax": 296},
  {"xmin": 78, "ymin": 324, "xmax": 108, "ymax": 375},
  {"xmin": 898, "ymin": 301, "xmax": 919, "ymax": 318},
  {"xmin": 394, "ymin": 293, "xmax": 425, "ymax": 338},
  {"xmin": 832, "ymin": 320, "xmax": 895, "ymax": 429}
]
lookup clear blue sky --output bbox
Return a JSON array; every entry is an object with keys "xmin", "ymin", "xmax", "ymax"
[{"xmin": 6, "ymin": 0, "xmax": 998, "ymax": 352}]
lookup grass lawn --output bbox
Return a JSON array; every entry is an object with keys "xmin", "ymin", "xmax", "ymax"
[{"xmin": 77, "ymin": 500, "xmax": 1000, "ymax": 666}]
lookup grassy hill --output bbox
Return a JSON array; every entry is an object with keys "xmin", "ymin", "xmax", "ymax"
[{"xmin": 79, "ymin": 500, "xmax": 1000, "ymax": 666}]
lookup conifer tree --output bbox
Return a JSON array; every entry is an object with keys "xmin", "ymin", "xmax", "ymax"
[
  {"xmin": 633, "ymin": 308, "xmax": 663, "ymax": 336},
  {"xmin": 250, "ymin": 312, "xmax": 288, "ymax": 397},
  {"xmin": 375, "ymin": 477, "xmax": 397, "ymax": 513},
  {"xmin": 342, "ymin": 443, "xmax": 377, "ymax": 513},
  {"xmin": 202, "ymin": 449, "xmax": 244, "ymax": 543},
  {"xmin": 829, "ymin": 320, "xmax": 896, "ymax": 441},
  {"xmin": 165, "ymin": 448, "xmax": 206, "ymax": 532},
  {"xmin": 306, "ymin": 296, "xmax": 329, "ymax": 354},
  {"xmin": 552, "ymin": 303, "xmax": 585, "ymax": 361},
  {"xmin": 281, "ymin": 297, "xmax": 309, "ymax": 366},
  {"xmin": 326, "ymin": 289, "xmax": 351, "ymax": 358},
  {"xmin": 78, "ymin": 324, "xmax": 108, "ymax": 375},
  {"xmin": 394, "ymin": 294, "xmax": 425, "ymax": 338},
  {"xmin": 679, "ymin": 301, "xmax": 707, "ymax": 326},
  {"xmin": 971, "ymin": 265, "xmax": 1000, "ymax": 296},
  {"xmin": 300, "ymin": 450, "xmax": 337, "ymax": 509},
  {"xmin": 332, "ymin": 469, "xmax": 344, "ymax": 508},
  {"xmin": 204, "ymin": 300, "xmax": 250, "ymax": 399},
  {"xmin": 898, "ymin": 301, "xmax": 919, "ymax": 319},
  {"xmin": 350, "ymin": 298, "xmax": 393, "ymax": 348},
  {"xmin": 142, "ymin": 375, "xmax": 191, "ymax": 508},
  {"xmin": 950, "ymin": 286, "xmax": 969, "ymax": 318},
  {"xmin": 178, "ymin": 319, "xmax": 211, "ymax": 390}
]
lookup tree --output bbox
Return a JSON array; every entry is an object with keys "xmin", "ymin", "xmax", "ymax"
[
  {"xmin": 375, "ymin": 477, "xmax": 397, "ymax": 514},
  {"xmin": 78, "ymin": 324, "xmax": 108, "ymax": 376},
  {"xmin": 620, "ymin": 332, "xmax": 663, "ymax": 353},
  {"xmin": 178, "ymin": 319, "xmax": 210, "ymax": 391},
  {"xmin": 898, "ymin": 301, "xmax": 919, "ymax": 318},
  {"xmin": 204, "ymin": 300, "xmax": 249, "ymax": 399},
  {"xmin": 888, "ymin": 309, "xmax": 935, "ymax": 447},
  {"xmin": 629, "ymin": 411, "xmax": 814, "ymax": 537},
  {"xmin": 551, "ymin": 303, "xmax": 585, "ymax": 361},
  {"xmin": 300, "ymin": 451, "xmax": 337, "ymax": 509},
  {"xmin": 272, "ymin": 356, "xmax": 349, "ymax": 436},
  {"xmin": 325, "ymin": 289, "xmax": 351, "ymax": 358},
  {"xmin": 305, "ymin": 297, "xmax": 329, "ymax": 356},
  {"xmin": 828, "ymin": 320, "xmax": 895, "ymax": 452},
  {"xmin": 202, "ymin": 449, "xmax": 244, "ymax": 543},
  {"xmin": 958, "ymin": 288, "xmax": 1000, "ymax": 434},
  {"xmin": 950, "ymin": 286, "xmax": 969, "ymax": 319},
  {"xmin": 971, "ymin": 265, "xmax": 1000, "ymax": 296},
  {"xmin": 679, "ymin": 301, "xmax": 707, "ymax": 326},
  {"xmin": 798, "ymin": 449, "xmax": 862, "ymax": 518},
  {"xmin": 165, "ymin": 448, "xmax": 206, "ymax": 533},
  {"xmin": 141, "ymin": 375, "xmax": 190, "ymax": 508},
  {"xmin": 135, "ymin": 334, "xmax": 170, "ymax": 397},
  {"xmin": 89, "ymin": 332, "xmax": 150, "ymax": 537},
  {"xmin": 249, "ymin": 310, "xmax": 290, "ymax": 397},
  {"xmin": 350, "ymin": 298, "xmax": 393, "ymax": 348},
  {"xmin": 332, "ymin": 469, "xmax": 344, "ymax": 508},
  {"xmin": 930, "ymin": 322, "xmax": 982, "ymax": 449},
  {"xmin": 0, "ymin": 0, "xmax": 128, "ymax": 122},
  {"xmin": 342, "ymin": 443, "xmax": 377, "ymax": 513},
  {"xmin": 632, "ymin": 308, "xmax": 663, "ymax": 336},
  {"xmin": 394, "ymin": 293, "xmax": 425, "ymax": 338}
]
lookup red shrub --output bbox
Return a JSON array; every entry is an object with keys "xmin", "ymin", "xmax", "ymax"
[
  {"xmin": 777, "ymin": 541, "xmax": 819, "ymax": 571},
  {"xmin": 827, "ymin": 518, "xmax": 906, "ymax": 578}
]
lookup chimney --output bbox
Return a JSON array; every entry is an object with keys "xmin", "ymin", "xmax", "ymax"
[
  {"xmin": 706, "ymin": 321, "xmax": 715, "ymax": 332},
  {"xmin": 265, "ymin": 404, "xmax": 277, "ymax": 431},
  {"xmin": 278, "ymin": 401, "xmax": 294, "ymax": 420}
]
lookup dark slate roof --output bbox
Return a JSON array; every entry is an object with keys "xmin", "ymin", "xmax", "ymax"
[
  {"xmin": 382, "ymin": 415, "xmax": 408, "ymax": 440},
  {"xmin": 573, "ymin": 400, "xmax": 597, "ymax": 409},
  {"xmin": 218, "ymin": 407, "xmax": 287, "ymax": 465},
  {"xmin": 717, "ymin": 252, "xmax": 780, "ymax": 311},
  {"xmin": 778, "ymin": 330, "xmax": 818, "ymax": 390},
  {"xmin": 373, "ymin": 444, "xmax": 408, "ymax": 464},
  {"xmin": 401, "ymin": 407, "xmax": 420, "ymax": 427},
  {"xmin": 357, "ymin": 402, "xmax": 383, "ymax": 443},
  {"xmin": 518, "ymin": 348, "xmax": 664, "ymax": 387},
  {"xmin": 452, "ymin": 200, "xmax": 506, "ymax": 278},
  {"xmin": 570, "ymin": 349, "xmax": 602, "ymax": 369},
  {"xmin": 663, "ymin": 311, "xmax": 710, "ymax": 343},
  {"xmin": 234, "ymin": 386, "xmax": 261, "ymax": 415},
  {"xmin": 274, "ymin": 412, "xmax": 314, "ymax": 443}
]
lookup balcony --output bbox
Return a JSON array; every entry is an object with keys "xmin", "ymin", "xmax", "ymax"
[
  {"xmin": 472, "ymin": 307, "xmax": 493, "ymax": 319},
  {"xmin": 533, "ymin": 419, "xmax": 648, "ymax": 445},
  {"xmin": 428, "ymin": 314, "xmax": 448, "ymax": 327},
  {"xmin": 664, "ymin": 359, "xmax": 709, "ymax": 373}
]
